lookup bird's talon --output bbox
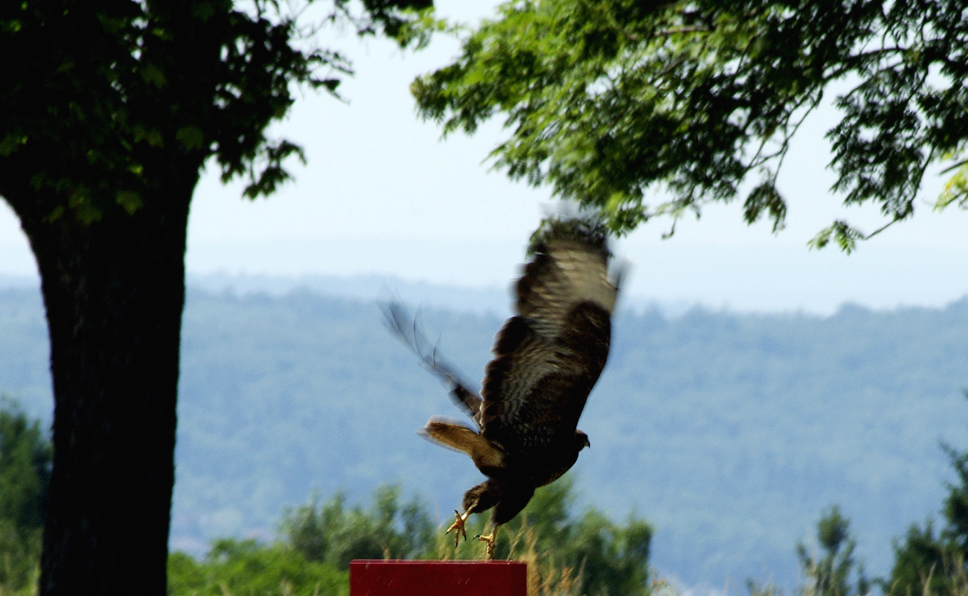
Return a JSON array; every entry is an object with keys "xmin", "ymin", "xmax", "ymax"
[
  {"xmin": 476, "ymin": 532, "xmax": 496, "ymax": 559},
  {"xmin": 445, "ymin": 510, "xmax": 468, "ymax": 546}
]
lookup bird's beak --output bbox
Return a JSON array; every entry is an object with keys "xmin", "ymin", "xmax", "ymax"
[{"xmin": 584, "ymin": 437, "xmax": 591, "ymax": 448}]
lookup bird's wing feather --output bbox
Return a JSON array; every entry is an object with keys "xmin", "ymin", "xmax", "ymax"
[
  {"xmin": 382, "ymin": 301, "xmax": 484, "ymax": 427},
  {"xmin": 480, "ymin": 220, "xmax": 620, "ymax": 455}
]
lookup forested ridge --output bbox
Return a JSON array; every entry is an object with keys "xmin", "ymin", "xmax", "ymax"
[{"xmin": 1, "ymin": 283, "xmax": 967, "ymax": 589}]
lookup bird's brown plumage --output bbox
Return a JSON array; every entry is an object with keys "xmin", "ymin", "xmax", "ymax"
[{"xmin": 383, "ymin": 216, "xmax": 622, "ymax": 556}]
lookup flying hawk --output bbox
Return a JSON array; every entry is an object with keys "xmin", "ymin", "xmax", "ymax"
[{"xmin": 383, "ymin": 217, "xmax": 623, "ymax": 558}]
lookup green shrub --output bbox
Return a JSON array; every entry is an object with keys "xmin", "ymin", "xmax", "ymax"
[
  {"xmin": 280, "ymin": 483, "xmax": 435, "ymax": 568},
  {"xmin": 0, "ymin": 397, "xmax": 50, "ymax": 594},
  {"xmin": 167, "ymin": 539, "xmax": 347, "ymax": 596}
]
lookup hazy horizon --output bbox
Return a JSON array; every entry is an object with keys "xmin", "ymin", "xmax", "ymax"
[
  {"xmin": 3, "ymin": 269, "xmax": 967, "ymax": 320},
  {"xmin": 2, "ymin": 0, "xmax": 967, "ymax": 314}
]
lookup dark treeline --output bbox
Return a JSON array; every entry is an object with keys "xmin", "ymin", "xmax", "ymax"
[{"xmin": 1, "ymin": 286, "xmax": 968, "ymax": 587}]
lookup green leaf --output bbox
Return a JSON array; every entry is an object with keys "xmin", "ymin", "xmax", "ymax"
[
  {"xmin": 141, "ymin": 63, "xmax": 166, "ymax": 89},
  {"xmin": 115, "ymin": 191, "xmax": 142, "ymax": 215},
  {"xmin": 0, "ymin": 135, "xmax": 26, "ymax": 157},
  {"xmin": 192, "ymin": 1, "xmax": 217, "ymax": 22},
  {"xmin": 743, "ymin": 182, "xmax": 787, "ymax": 233},
  {"xmin": 936, "ymin": 160, "xmax": 968, "ymax": 211},
  {"xmin": 809, "ymin": 221, "xmax": 861, "ymax": 254},
  {"xmin": 175, "ymin": 126, "xmax": 205, "ymax": 151},
  {"xmin": 808, "ymin": 225, "xmax": 835, "ymax": 251}
]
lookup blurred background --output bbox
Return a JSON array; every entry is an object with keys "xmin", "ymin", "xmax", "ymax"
[{"xmin": 2, "ymin": 1, "xmax": 968, "ymax": 594}]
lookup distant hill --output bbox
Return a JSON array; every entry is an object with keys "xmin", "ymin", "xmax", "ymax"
[
  {"xmin": 1, "ymin": 282, "xmax": 967, "ymax": 591},
  {"xmin": 185, "ymin": 272, "xmax": 517, "ymax": 316}
]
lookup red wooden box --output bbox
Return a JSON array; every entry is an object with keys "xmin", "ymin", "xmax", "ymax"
[{"xmin": 349, "ymin": 560, "xmax": 527, "ymax": 596}]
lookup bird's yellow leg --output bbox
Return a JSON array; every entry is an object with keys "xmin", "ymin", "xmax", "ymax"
[
  {"xmin": 475, "ymin": 524, "xmax": 499, "ymax": 560},
  {"xmin": 445, "ymin": 510, "xmax": 470, "ymax": 546}
]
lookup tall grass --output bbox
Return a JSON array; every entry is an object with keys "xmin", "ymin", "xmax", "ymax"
[{"xmin": 429, "ymin": 520, "xmax": 582, "ymax": 596}]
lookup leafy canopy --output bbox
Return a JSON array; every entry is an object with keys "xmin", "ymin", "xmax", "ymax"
[
  {"xmin": 412, "ymin": 0, "xmax": 968, "ymax": 251},
  {"xmin": 0, "ymin": 0, "xmax": 432, "ymax": 222}
]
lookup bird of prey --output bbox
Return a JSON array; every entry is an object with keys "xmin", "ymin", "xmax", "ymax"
[{"xmin": 383, "ymin": 216, "xmax": 623, "ymax": 558}]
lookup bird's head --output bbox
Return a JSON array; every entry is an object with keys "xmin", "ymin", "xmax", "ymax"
[{"xmin": 575, "ymin": 430, "xmax": 590, "ymax": 450}]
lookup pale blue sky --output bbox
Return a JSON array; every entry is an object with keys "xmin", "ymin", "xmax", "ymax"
[{"xmin": 2, "ymin": 0, "xmax": 967, "ymax": 313}]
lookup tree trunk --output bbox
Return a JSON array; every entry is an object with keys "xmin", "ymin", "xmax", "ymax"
[{"xmin": 9, "ymin": 155, "xmax": 197, "ymax": 595}]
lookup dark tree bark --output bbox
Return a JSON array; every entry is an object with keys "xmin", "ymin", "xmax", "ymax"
[{"xmin": 4, "ymin": 153, "xmax": 199, "ymax": 595}]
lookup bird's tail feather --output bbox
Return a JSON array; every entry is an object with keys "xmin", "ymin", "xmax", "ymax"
[{"xmin": 420, "ymin": 417, "xmax": 505, "ymax": 470}]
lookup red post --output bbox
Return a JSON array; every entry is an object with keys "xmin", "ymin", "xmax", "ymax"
[{"xmin": 349, "ymin": 560, "xmax": 527, "ymax": 596}]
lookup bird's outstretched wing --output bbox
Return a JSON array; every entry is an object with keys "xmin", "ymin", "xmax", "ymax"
[
  {"xmin": 381, "ymin": 300, "xmax": 484, "ymax": 427},
  {"xmin": 480, "ymin": 217, "xmax": 622, "ymax": 455}
]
